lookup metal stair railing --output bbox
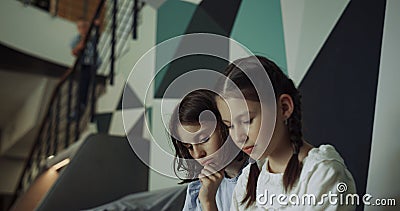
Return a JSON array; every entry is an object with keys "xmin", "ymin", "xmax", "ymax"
[
  {"xmin": 10, "ymin": 0, "xmax": 146, "ymax": 208},
  {"xmin": 11, "ymin": 0, "xmax": 106, "ymax": 206}
]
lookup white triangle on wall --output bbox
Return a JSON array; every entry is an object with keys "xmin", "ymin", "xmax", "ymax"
[
  {"xmin": 281, "ymin": 0, "xmax": 306, "ymax": 81},
  {"xmin": 281, "ymin": 0, "xmax": 350, "ymax": 86},
  {"xmin": 110, "ymin": 108, "xmax": 143, "ymax": 136},
  {"xmin": 97, "ymin": 74, "xmax": 126, "ymax": 113}
]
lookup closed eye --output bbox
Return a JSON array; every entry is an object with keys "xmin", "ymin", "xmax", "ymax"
[
  {"xmin": 243, "ymin": 118, "xmax": 254, "ymax": 124},
  {"xmin": 200, "ymin": 136, "xmax": 210, "ymax": 143},
  {"xmin": 183, "ymin": 143, "xmax": 193, "ymax": 150},
  {"xmin": 222, "ymin": 120, "xmax": 233, "ymax": 129},
  {"xmin": 222, "ymin": 120, "xmax": 231, "ymax": 126}
]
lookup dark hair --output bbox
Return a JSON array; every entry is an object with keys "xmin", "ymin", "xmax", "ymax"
[
  {"xmin": 221, "ymin": 56, "xmax": 303, "ymax": 207},
  {"xmin": 170, "ymin": 89, "xmax": 234, "ymax": 183}
]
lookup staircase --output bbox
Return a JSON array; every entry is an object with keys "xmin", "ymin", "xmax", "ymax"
[{"xmin": 0, "ymin": 0, "xmax": 146, "ymax": 210}]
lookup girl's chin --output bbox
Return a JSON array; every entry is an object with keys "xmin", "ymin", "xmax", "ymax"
[
  {"xmin": 249, "ymin": 154, "xmax": 260, "ymax": 161},
  {"xmin": 248, "ymin": 151, "xmax": 266, "ymax": 161}
]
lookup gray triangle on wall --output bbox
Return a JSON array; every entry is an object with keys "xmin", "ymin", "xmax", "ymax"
[{"xmin": 117, "ymin": 85, "xmax": 143, "ymax": 110}]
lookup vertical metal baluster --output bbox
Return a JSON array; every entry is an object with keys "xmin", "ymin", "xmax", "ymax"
[
  {"xmin": 54, "ymin": 93, "xmax": 61, "ymax": 155},
  {"xmin": 132, "ymin": 0, "xmax": 138, "ymax": 39},
  {"xmin": 66, "ymin": 75, "xmax": 73, "ymax": 148},
  {"xmin": 90, "ymin": 23, "xmax": 100, "ymax": 122},
  {"xmin": 35, "ymin": 127, "xmax": 45, "ymax": 174},
  {"xmin": 75, "ymin": 70, "xmax": 82, "ymax": 142},
  {"xmin": 46, "ymin": 107, "xmax": 53, "ymax": 157},
  {"xmin": 110, "ymin": 0, "xmax": 117, "ymax": 85}
]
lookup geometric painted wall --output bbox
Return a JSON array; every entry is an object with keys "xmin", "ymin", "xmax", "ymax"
[
  {"xmin": 151, "ymin": 0, "xmax": 398, "ymax": 208},
  {"xmin": 298, "ymin": 2, "xmax": 386, "ymax": 210},
  {"xmin": 91, "ymin": 6, "xmax": 158, "ymax": 195},
  {"xmin": 93, "ymin": 1, "xmax": 400, "ymax": 208},
  {"xmin": 231, "ymin": 0, "xmax": 287, "ymax": 73},
  {"xmin": 154, "ymin": 0, "xmax": 242, "ymax": 98}
]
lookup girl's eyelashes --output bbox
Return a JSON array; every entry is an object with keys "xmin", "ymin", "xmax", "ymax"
[
  {"xmin": 223, "ymin": 121, "xmax": 231, "ymax": 128},
  {"xmin": 243, "ymin": 118, "xmax": 254, "ymax": 124},
  {"xmin": 182, "ymin": 135, "xmax": 210, "ymax": 150},
  {"xmin": 226, "ymin": 118, "xmax": 253, "ymax": 129},
  {"xmin": 223, "ymin": 121, "xmax": 233, "ymax": 129},
  {"xmin": 224, "ymin": 118, "xmax": 254, "ymax": 129},
  {"xmin": 200, "ymin": 136, "xmax": 210, "ymax": 143},
  {"xmin": 183, "ymin": 143, "xmax": 193, "ymax": 150}
]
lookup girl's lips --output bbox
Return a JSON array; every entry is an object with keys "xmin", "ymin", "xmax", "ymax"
[{"xmin": 242, "ymin": 145, "xmax": 254, "ymax": 154}]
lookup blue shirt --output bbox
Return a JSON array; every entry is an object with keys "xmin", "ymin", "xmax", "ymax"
[
  {"xmin": 182, "ymin": 168, "xmax": 243, "ymax": 211},
  {"xmin": 70, "ymin": 34, "xmax": 101, "ymax": 66}
]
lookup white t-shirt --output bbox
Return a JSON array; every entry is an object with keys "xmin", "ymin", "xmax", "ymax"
[{"xmin": 231, "ymin": 145, "xmax": 356, "ymax": 211}]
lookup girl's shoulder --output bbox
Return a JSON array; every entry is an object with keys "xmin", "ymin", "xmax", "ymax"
[
  {"xmin": 300, "ymin": 144, "xmax": 354, "ymax": 183},
  {"xmin": 304, "ymin": 144, "xmax": 344, "ymax": 163}
]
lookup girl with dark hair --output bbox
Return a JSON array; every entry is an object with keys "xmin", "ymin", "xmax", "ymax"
[
  {"xmin": 216, "ymin": 56, "xmax": 356, "ymax": 210},
  {"xmin": 170, "ymin": 89, "xmax": 248, "ymax": 211}
]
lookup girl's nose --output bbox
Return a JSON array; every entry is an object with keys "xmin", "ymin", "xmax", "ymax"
[
  {"xmin": 192, "ymin": 145, "xmax": 206, "ymax": 159},
  {"xmin": 232, "ymin": 127, "xmax": 248, "ymax": 147}
]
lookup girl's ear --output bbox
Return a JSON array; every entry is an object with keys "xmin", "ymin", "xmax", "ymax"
[{"xmin": 278, "ymin": 94, "xmax": 294, "ymax": 120}]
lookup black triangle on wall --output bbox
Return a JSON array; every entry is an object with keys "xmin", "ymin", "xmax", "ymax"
[
  {"xmin": 94, "ymin": 113, "xmax": 113, "ymax": 133},
  {"xmin": 127, "ymin": 115, "xmax": 150, "ymax": 165},
  {"xmin": 127, "ymin": 115, "xmax": 145, "ymax": 138},
  {"xmin": 187, "ymin": 0, "xmax": 242, "ymax": 35},
  {"xmin": 298, "ymin": 0, "xmax": 386, "ymax": 207}
]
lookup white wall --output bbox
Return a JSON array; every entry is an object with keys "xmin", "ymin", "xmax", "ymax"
[
  {"xmin": 149, "ymin": 99, "xmax": 180, "ymax": 191},
  {"xmin": 0, "ymin": 0, "xmax": 76, "ymax": 67},
  {"xmin": 365, "ymin": 0, "xmax": 400, "ymax": 210},
  {"xmin": 1, "ymin": 78, "xmax": 49, "ymax": 154}
]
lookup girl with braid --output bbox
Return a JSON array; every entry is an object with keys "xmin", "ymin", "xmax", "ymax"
[{"xmin": 216, "ymin": 56, "xmax": 356, "ymax": 210}]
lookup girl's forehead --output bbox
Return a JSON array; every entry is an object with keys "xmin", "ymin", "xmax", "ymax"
[
  {"xmin": 180, "ymin": 122, "xmax": 217, "ymax": 133},
  {"xmin": 176, "ymin": 123, "xmax": 217, "ymax": 144},
  {"xmin": 180, "ymin": 124, "xmax": 201, "ymax": 133},
  {"xmin": 217, "ymin": 98, "xmax": 260, "ymax": 117}
]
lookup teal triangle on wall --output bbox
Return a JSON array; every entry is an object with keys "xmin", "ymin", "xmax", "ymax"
[
  {"xmin": 155, "ymin": 0, "xmax": 198, "ymax": 95},
  {"xmin": 230, "ymin": 0, "xmax": 287, "ymax": 74}
]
